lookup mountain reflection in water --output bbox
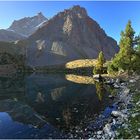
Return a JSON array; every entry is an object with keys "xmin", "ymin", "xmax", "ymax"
[{"xmin": 0, "ymin": 74, "xmax": 113, "ymax": 138}]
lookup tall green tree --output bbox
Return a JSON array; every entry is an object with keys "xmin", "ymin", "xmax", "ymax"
[
  {"xmin": 109, "ymin": 20, "xmax": 135, "ymax": 74},
  {"xmin": 93, "ymin": 51, "xmax": 105, "ymax": 74},
  {"xmin": 98, "ymin": 51, "xmax": 105, "ymax": 68},
  {"xmin": 132, "ymin": 35, "xmax": 140, "ymax": 73}
]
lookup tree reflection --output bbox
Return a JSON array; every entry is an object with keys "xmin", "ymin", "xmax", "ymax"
[
  {"xmin": 95, "ymin": 81, "xmax": 104, "ymax": 101},
  {"xmin": 62, "ymin": 107, "xmax": 72, "ymax": 127},
  {"xmin": 65, "ymin": 74, "xmax": 105, "ymax": 101}
]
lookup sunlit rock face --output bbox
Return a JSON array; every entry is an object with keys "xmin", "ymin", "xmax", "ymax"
[{"xmin": 26, "ymin": 5, "xmax": 118, "ymax": 67}]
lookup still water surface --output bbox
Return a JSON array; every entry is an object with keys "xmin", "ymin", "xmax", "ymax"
[{"xmin": 0, "ymin": 74, "xmax": 113, "ymax": 138}]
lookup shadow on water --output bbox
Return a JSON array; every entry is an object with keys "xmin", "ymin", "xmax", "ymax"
[{"xmin": 0, "ymin": 73, "xmax": 114, "ymax": 138}]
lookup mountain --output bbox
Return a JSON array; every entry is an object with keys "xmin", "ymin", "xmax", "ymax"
[
  {"xmin": 0, "ymin": 12, "xmax": 48, "ymax": 42},
  {"xmin": 8, "ymin": 12, "xmax": 48, "ymax": 37},
  {"xmin": 26, "ymin": 5, "xmax": 118, "ymax": 67},
  {"xmin": 0, "ymin": 29, "xmax": 25, "ymax": 42}
]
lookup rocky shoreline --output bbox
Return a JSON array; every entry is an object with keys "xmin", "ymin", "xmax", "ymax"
[{"xmin": 87, "ymin": 75, "xmax": 140, "ymax": 139}]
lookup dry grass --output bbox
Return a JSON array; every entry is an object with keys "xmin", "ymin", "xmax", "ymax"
[{"xmin": 65, "ymin": 59, "xmax": 98, "ymax": 69}]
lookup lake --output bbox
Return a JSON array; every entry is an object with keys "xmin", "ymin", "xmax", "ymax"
[{"xmin": 0, "ymin": 73, "xmax": 114, "ymax": 138}]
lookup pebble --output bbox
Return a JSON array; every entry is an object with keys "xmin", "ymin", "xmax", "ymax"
[
  {"xmin": 121, "ymin": 109, "xmax": 128, "ymax": 114},
  {"xmin": 113, "ymin": 84, "xmax": 120, "ymax": 88},
  {"xmin": 116, "ymin": 78, "xmax": 120, "ymax": 83},
  {"xmin": 123, "ymin": 88, "xmax": 130, "ymax": 95},
  {"xmin": 131, "ymin": 113, "xmax": 139, "ymax": 118},
  {"xmin": 111, "ymin": 111, "xmax": 123, "ymax": 118},
  {"xmin": 136, "ymin": 100, "xmax": 140, "ymax": 105},
  {"xmin": 97, "ymin": 130, "xmax": 102, "ymax": 135},
  {"xmin": 121, "ymin": 83, "xmax": 125, "ymax": 86},
  {"xmin": 109, "ymin": 95, "xmax": 115, "ymax": 99},
  {"xmin": 112, "ymin": 119, "xmax": 116, "ymax": 125},
  {"xmin": 129, "ymin": 79, "xmax": 136, "ymax": 83},
  {"xmin": 97, "ymin": 135, "xmax": 101, "ymax": 139},
  {"xmin": 56, "ymin": 118, "xmax": 60, "ymax": 121}
]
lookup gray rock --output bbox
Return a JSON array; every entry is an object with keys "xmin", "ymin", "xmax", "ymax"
[
  {"xmin": 97, "ymin": 130, "xmax": 102, "ymax": 135},
  {"xmin": 97, "ymin": 135, "xmax": 101, "ymax": 139},
  {"xmin": 109, "ymin": 95, "xmax": 115, "ymax": 99},
  {"xmin": 121, "ymin": 83, "xmax": 125, "ymax": 86},
  {"xmin": 103, "ymin": 124, "xmax": 111, "ymax": 134},
  {"xmin": 129, "ymin": 79, "xmax": 136, "ymax": 83},
  {"xmin": 136, "ymin": 100, "xmax": 140, "ymax": 105},
  {"xmin": 123, "ymin": 88, "xmax": 130, "ymax": 95},
  {"xmin": 113, "ymin": 84, "xmax": 120, "ymax": 88},
  {"xmin": 93, "ymin": 74, "xmax": 102, "ymax": 79},
  {"xmin": 116, "ymin": 78, "xmax": 120, "ymax": 83},
  {"xmin": 105, "ymin": 79, "xmax": 115, "ymax": 85},
  {"xmin": 131, "ymin": 113, "xmax": 139, "ymax": 118},
  {"xmin": 111, "ymin": 111, "xmax": 125, "ymax": 118}
]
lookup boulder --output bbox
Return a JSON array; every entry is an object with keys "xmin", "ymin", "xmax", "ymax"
[
  {"xmin": 103, "ymin": 124, "xmax": 114, "ymax": 138},
  {"xmin": 97, "ymin": 130, "xmax": 102, "ymax": 135},
  {"xmin": 93, "ymin": 74, "xmax": 102, "ymax": 80},
  {"xmin": 105, "ymin": 78, "xmax": 115, "ymax": 85},
  {"xmin": 123, "ymin": 88, "xmax": 130, "ymax": 95},
  {"xmin": 113, "ymin": 83, "xmax": 120, "ymax": 89},
  {"xmin": 111, "ymin": 111, "xmax": 125, "ymax": 118},
  {"xmin": 129, "ymin": 79, "xmax": 136, "ymax": 83}
]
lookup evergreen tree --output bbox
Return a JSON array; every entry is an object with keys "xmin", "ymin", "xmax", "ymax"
[
  {"xmin": 93, "ymin": 51, "xmax": 105, "ymax": 74},
  {"xmin": 135, "ymin": 35, "xmax": 140, "ymax": 52},
  {"xmin": 132, "ymin": 35, "xmax": 140, "ymax": 73},
  {"xmin": 98, "ymin": 51, "xmax": 105, "ymax": 68},
  {"xmin": 109, "ymin": 20, "xmax": 135, "ymax": 74}
]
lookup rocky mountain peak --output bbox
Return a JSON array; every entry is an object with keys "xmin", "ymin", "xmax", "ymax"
[
  {"xmin": 27, "ymin": 5, "xmax": 118, "ymax": 66},
  {"xmin": 37, "ymin": 12, "xmax": 44, "ymax": 17},
  {"xmin": 8, "ymin": 13, "xmax": 47, "ymax": 37},
  {"xmin": 35, "ymin": 12, "xmax": 47, "ymax": 21},
  {"xmin": 69, "ymin": 5, "xmax": 87, "ymax": 17},
  {"xmin": 56, "ymin": 5, "xmax": 87, "ymax": 19}
]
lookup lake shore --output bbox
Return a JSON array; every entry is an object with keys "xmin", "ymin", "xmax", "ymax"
[
  {"xmin": 87, "ymin": 74, "xmax": 140, "ymax": 139},
  {"xmin": 63, "ymin": 73, "xmax": 140, "ymax": 139}
]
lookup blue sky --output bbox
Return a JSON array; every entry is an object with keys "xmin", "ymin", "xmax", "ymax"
[{"xmin": 0, "ymin": 1, "xmax": 140, "ymax": 43}]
